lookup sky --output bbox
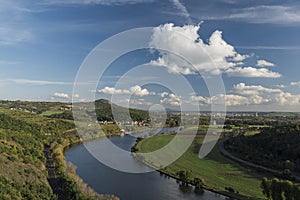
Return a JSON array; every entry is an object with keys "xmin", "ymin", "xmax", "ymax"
[{"xmin": 1, "ymin": 0, "xmax": 300, "ymax": 111}]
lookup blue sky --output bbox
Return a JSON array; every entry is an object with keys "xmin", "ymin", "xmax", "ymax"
[{"xmin": 1, "ymin": 0, "xmax": 300, "ymax": 111}]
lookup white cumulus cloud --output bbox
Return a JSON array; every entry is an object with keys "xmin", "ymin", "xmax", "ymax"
[
  {"xmin": 291, "ymin": 82, "xmax": 300, "ymax": 87},
  {"xmin": 98, "ymin": 85, "xmax": 151, "ymax": 97},
  {"xmin": 149, "ymin": 23, "xmax": 280, "ymax": 78},
  {"xmin": 256, "ymin": 59, "xmax": 275, "ymax": 67},
  {"xmin": 226, "ymin": 67, "xmax": 281, "ymax": 78},
  {"xmin": 129, "ymin": 85, "xmax": 150, "ymax": 97},
  {"xmin": 232, "ymin": 83, "xmax": 300, "ymax": 106},
  {"xmin": 160, "ymin": 93, "xmax": 182, "ymax": 106},
  {"xmin": 159, "ymin": 92, "xmax": 169, "ymax": 98},
  {"xmin": 190, "ymin": 95, "xmax": 211, "ymax": 105},
  {"xmin": 273, "ymin": 92, "xmax": 300, "ymax": 106},
  {"xmin": 189, "ymin": 83, "xmax": 300, "ymax": 107},
  {"xmin": 52, "ymin": 92, "xmax": 70, "ymax": 99},
  {"xmin": 233, "ymin": 83, "xmax": 282, "ymax": 95}
]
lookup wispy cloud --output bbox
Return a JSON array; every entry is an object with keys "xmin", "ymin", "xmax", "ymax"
[
  {"xmin": 0, "ymin": 27, "xmax": 33, "ymax": 45},
  {"xmin": 196, "ymin": 5, "xmax": 300, "ymax": 25},
  {"xmin": 170, "ymin": 0, "xmax": 191, "ymax": 23},
  {"xmin": 5, "ymin": 79, "xmax": 71, "ymax": 85},
  {"xmin": 228, "ymin": 5, "xmax": 300, "ymax": 24},
  {"xmin": 236, "ymin": 46, "xmax": 300, "ymax": 50},
  {"xmin": 291, "ymin": 82, "xmax": 300, "ymax": 87},
  {"xmin": 41, "ymin": 0, "xmax": 155, "ymax": 6},
  {"xmin": 0, "ymin": 1, "xmax": 35, "ymax": 46},
  {"xmin": 0, "ymin": 60, "xmax": 19, "ymax": 65},
  {"xmin": 0, "ymin": 78, "xmax": 98, "ymax": 86}
]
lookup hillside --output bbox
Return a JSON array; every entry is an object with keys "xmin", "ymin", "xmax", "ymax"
[
  {"xmin": 225, "ymin": 124, "xmax": 300, "ymax": 176},
  {"xmin": 0, "ymin": 108, "xmax": 72, "ymax": 199},
  {"xmin": 0, "ymin": 100, "xmax": 71, "ymax": 115},
  {"xmin": 94, "ymin": 99, "xmax": 149, "ymax": 122},
  {"xmin": 0, "ymin": 99, "xmax": 150, "ymax": 199},
  {"xmin": 0, "ymin": 106, "xmax": 118, "ymax": 200},
  {"xmin": 0, "ymin": 99, "xmax": 150, "ymax": 123}
]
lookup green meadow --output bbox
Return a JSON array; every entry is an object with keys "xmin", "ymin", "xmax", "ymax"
[{"xmin": 136, "ymin": 133, "xmax": 267, "ymax": 199}]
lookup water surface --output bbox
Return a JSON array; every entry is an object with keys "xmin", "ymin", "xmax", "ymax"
[{"xmin": 65, "ymin": 134, "xmax": 227, "ymax": 200}]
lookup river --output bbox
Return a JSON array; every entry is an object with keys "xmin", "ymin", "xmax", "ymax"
[{"xmin": 65, "ymin": 132, "xmax": 227, "ymax": 200}]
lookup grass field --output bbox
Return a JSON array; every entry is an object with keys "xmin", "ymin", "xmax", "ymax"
[
  {"xmin": 136, "ymin": 133, "xmax": 267, "ymax": 199},
  {"xmin": 41, "ymin": 110, "xmax": 64, "ymax": 116}
]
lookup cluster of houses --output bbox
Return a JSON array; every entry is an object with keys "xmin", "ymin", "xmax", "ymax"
[
  {"xmin": 99, "ymin": 120, "xmax": 148, "ymax": 126},
  {"xmin": 10, "ymin": 107, "xmax": 36, "ymax": 113}
]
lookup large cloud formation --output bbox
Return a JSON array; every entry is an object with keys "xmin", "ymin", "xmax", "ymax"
[
  {"xmin": 98, "ymin": 85, "xmax": 150, "ymax": 97},
  {"xmin": 149, "ymin": 23, "xmax": 280, "ymax": 78},
  {"xmin": 191, "ymin": 83, "xmax": 300, "ymax": 106}
]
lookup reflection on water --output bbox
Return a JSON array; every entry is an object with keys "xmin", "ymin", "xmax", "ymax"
[{"xmin": 65, "ymin": 134, "xmax": 227, "ymax": 200}]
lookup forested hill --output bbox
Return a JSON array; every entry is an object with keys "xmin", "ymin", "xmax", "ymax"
[
  {"xmin": 0, "ymin": 99, "xmax": 150, "ymax": 123},
  {"xmin": 0, "ymin": 99, "xmax": 149, "ymax": 199},
  {"xmin": 94, "ymin": 99, "xmax": 149, "ymax": 122},
  {"xmin": 0, "ymin": 106, "xmax": 118, "ymax": 199},
  {"xmin": 225, "ymin": 124, "xmax": 300, "ymax": 175},
  {"xmin": 0, "ymin": 108, "xmax": 74, "ymax": 199},
  {"xmin": 0, "ymin": 100, "xmax": 71, "ymax": 114}
]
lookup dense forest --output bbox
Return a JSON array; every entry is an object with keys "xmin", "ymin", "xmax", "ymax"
[
  {"xmin": 261, "ymin": 177, "xmax": 300, "ymax": 200},
  {"xmin": 225, "ymin": 124, "xmax": 300, "ymax": 175},
  {"xmin": 94, "ymin": 99, "xmax": 149, "ymax": 122}
]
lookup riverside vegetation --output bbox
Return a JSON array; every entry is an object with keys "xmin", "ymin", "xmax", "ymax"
[
  {"xmin": 2, "ymin": 99, "xmax": 300, "ymax": 200},
  {"xmin": 225, "ymin": 123, "xmax": 300, "ymax": 200},
  {"xmin": 0, "ymin": 99, "xmax": 150, "ymax": 200},
  {"xmin": 134, "ymin": 131, "xmax": 266, "ymax": 199},
  {"xmin": 134, "ymin": 117, "xmax": 300, "ymax": 200}
]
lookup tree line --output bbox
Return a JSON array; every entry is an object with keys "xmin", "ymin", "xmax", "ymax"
[
  {"xmin": 261, "ymin": 178, "xmax": 300, "ymax": 200},
  {"xmin": 225, "ymin": 124, "xmax": 300, "ymax": 175}
]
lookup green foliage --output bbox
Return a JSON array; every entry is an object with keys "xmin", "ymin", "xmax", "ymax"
[
  {"xmin": 226, "ymin": 124, "xmax": 300, "ymax": 174},
  {"xmin": 136, "ymin": 133, "xmax": 265, "ymax": 199},
  {"xmin": 176, "ymin": 170, "xmax": 192, "ymax": 186},
  {"xmin": 41, "ymin": 110, "xmax": 64, "ymax": 116},
  {"xmin": 0, "ymin": 100, "xmax": 71, "ymax": 114},
  {"xmin": 65, "ymin": 163, "xmax": 119, "ymax": 200},
  {"xmin": 47, "ymin": 110, "xmax": 74, "ymax": 120},
  {"xmin": 0, "ymin": 101, "xmax": 122, "ymax": 200},
  {"xmin": 261, "ymin": 178, "xmax": 300, "ymax": 200},
  {"xmin": 193, "ymin": 178, "xmax": 203, "ymax": 190},
  {"xmin": 261, "ymin": 177, "xmax": 271, "ymax": 199},
  {"xmin": 94, "ymin": 99, "xmax": 149, "ymax": 122},
  {"xmin": 0, "ymin": 174, "xmax": 55, "ymax": 200},
  {"xmin": 0, "ymin": 107, "xmax": 76, "ymax": 199}
]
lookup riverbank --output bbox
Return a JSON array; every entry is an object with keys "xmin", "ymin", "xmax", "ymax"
[
  {"xmin": 66, "ymin": 134, "xmax": 228, "ymax": 200},
  {"xmin": 133, "ymin": 133, "xmax": 266, "ymax": 200},
  {"xmin": 132, "ymin": 149, "xmax": 235, "ymax": 199},
  {"xmin": 47, "ymin": 129, "xmax": 120, "ymax": 200},
  {"xmin": 155, "ymin": 168, "xmax": 232, "ymax": 199}
]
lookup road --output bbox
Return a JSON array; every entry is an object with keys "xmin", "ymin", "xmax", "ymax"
[{"xmin": 220, "ymin": 137, "xmax": 300, "ymax": 182}]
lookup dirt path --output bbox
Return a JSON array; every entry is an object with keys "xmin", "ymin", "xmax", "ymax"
[{"xmin": 44, "ymin": 145, "xmax": 66, "ymax": 200}]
